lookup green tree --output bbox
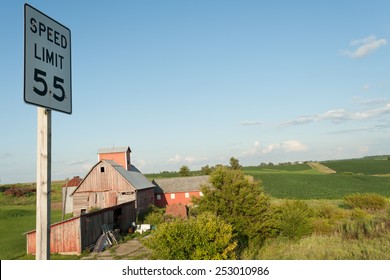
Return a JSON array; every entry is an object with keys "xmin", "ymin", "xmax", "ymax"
[
  {"xmin": 201, "ymin": 164, "xmax": 212, "ymax": 175},
  {"xmin": 194, "ymin": 166, "xmax": 275, "ymax": 244},
  {"xmin": 229, "ymin": 157, "xmax": 242, "ymax": 170},
  {"xmin": 143, "ymin": 212, "xmax": 237, "ymax": 260},
  {"xmin": 179, "ymin": 165, "xmax": 190, "ymax": 177}
]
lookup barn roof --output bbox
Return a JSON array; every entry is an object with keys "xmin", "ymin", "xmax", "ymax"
[
  {"xmin": 62, "ymin": 176, "xmax": 82, "ymax": 187},
  {"xmin": 98, "ymin": 146, "xmax": 131, "ymax": 154},
  {"xmin": 105, "ymin": 160, "xmax": 154, "ymax": 191},
  {"xmin": 153, "ymin": 176, "xmax": 210, "ymax": 194},
  {"xmin": 71, "ymin": 160, "xmax": 154, "ymax": 195}
]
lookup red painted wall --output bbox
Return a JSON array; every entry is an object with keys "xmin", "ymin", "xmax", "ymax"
[
  {"xmin": 155, "ymin": 191, "xmax": 202, "ymax": 207},
  {"xmin": 98, "ymin": 151, "xmax": 130, "ymax": 170}
]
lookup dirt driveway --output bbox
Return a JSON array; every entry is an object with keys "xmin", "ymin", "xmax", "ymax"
[{"xmin": 82, "ymin": 238, "xmax": 151, "ymax": 260}]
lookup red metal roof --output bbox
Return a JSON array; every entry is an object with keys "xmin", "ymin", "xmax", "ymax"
[{"xmin": 62, "ymin": 176, "xmax": 83, "ymax": 187}]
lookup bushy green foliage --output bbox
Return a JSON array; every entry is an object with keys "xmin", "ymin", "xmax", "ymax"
[
  {"xmin": 273, "ymin": 200, "xmax": 313, "ymax": 240},
  {"xmin": 229, "ymin": 157, "xmax": 242, "ymax": 170},
  {"xmin": 194, "ymin": 167, "xmax": 275, "ymax": 243},
  {"xmin": 344, "ymin": 193, "xmax": 387, "ymax": 210},
  {"xmin": 143, "ymin": 205, "xmax": 166, "ymax": 226},
  {"xmin": 310, "ymin": 202, "xmax": 346, "ymax": 234},
  {"xmin": 179, "ymin": 165, "xmax": 190, "ymax": 177},
  {"xmin": 143, "ymin": 212, "xmax": 237, "ymax": 260}
]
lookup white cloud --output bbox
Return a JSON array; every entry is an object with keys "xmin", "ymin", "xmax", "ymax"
[
  {"xmin": 341, "ymin": 35, "xmax": 387, "ymax": 58},
  {"xmin": 281, "ymin": 140, "xmax": 308, "ymax": 152},
  {"xmin": 168, "ymin": 154, "xmax": 208, "ymax": 165},
  {"xmin": 168, "ymin": 154, "xmax": 182, "ymax": 163},
  {"xmin": 363, "ymin": 84, "xmax": 370, "ymax": 91},
  {"xmin": 242, "ymin": 140, "xmax": 308, "ymax": 157},
  {"xmin": 241, "ymin": 120, "xmax": 263, "ymax": 126},
  {"xmin": 280, "ymin": 103, "xmax": 390, "ymax": 127}
]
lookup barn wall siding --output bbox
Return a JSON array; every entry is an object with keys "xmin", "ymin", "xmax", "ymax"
[
  {"xmin": 26, "ymin": 202, "xmax": 136, "ymax": 255},
  {"xmin": 136, "ymin": 188, "xmax": 155, "ymax": 214}
]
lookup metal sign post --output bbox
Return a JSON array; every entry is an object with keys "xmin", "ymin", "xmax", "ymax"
[{"xmin": 24, "ymin": 4, "xmax": 71, "ymax": 260}]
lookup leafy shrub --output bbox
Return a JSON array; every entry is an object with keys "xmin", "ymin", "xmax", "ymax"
[
  {"xmin": 338, "ymin": 208, "xmax": 388, "ymax": 239},
  {"xmin": 143, "ymin": 206, "xmax": 166, "ymax": 226},
  {"xmin": 273, "ymin": 200, "xmax": 313, "ymax": 240},
  {"xmin": 344, "ymin": 193, "xmax": 386, "ymax": 211},
  {"xmin": 195, "ymin": 167, "xmax": 275, "ymax": 243},
  {"xmin": 143, "ymin": 212, "xmax": 237, "ymax": 260},
  {"xmin": 311, "ymin": 218, "xmax": 333, "ymax": 235},
  {"xmin": 4, "ymin": 186, "xmax": 36, "ymax": 197}
]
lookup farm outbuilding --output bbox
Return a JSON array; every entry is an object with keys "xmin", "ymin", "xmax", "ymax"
[
  {"xmin": 62, "ymin": 176, "xmax": 82, "ymax": 215},
  {"xmin": 26, "ymin": 201, "xmax": 136, "ymax": 255},
  {"xmin": 152, "ymin": 175, "xmax": 210, "ymax": 207},
  {"xmin": 72, "ymin": 160, "xmax": 155, "ymax": 216}
]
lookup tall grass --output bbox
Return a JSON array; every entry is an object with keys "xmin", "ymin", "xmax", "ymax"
[
  {"xmin": 0, "ymin": 182, "xmax": 64, "ymax": 259},
  {"xmin": 243, "ymin": 233, "xmax": 390, "ymax": 260}
]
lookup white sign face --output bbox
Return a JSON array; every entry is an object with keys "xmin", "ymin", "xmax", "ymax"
[{"xmin": 24, "ymin": 4, "xmax": 72, "ymax": 114}]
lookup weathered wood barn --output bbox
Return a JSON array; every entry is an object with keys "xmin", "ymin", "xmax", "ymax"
[
  {"xmin": 26, "ymin": 201, "xmax": 136, "ymax": 255},
  {"xmin": 26, "ymin": 146, "xmax": 154, "ymax": 255},
  {"xmin": 72, "ymin": 160, "xmax": 155, "ymax": 216}
]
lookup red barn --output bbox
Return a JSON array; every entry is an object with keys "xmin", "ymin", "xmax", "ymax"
[{"xmin": 152, "ymin": 176, "xmax": 210, "ymax": 207}]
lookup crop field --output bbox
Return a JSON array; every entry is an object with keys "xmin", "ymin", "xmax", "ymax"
[
  {"xmin": 249, "ymin": 173, "xmax": 390, "ymax": 199},
  {"xmin": 244, "ymin": 163, "xmax": 320, "ymax": 174},
  {"xmin": 243, "ymin": 161, "xmax": 390, "ymax": 199},
  {"xmin": 321, "ymin": 158, "xmax": 390, "ymax": 175}
]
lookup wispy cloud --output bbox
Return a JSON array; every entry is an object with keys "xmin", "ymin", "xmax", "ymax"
[
  {"xmin": 280, "ymin": 103, "xmax": 390, "ymax": 127},
  {"xmin": 168, "ymin": 154, "xmax": 208, "ymax": 165},
  {"xmin": 68, "ymin": 159, "xmax": 90, "ymax": 166},
  {"xmin": 240, "ymin": 120, "xmax": 263, "ymax": 126},
  {"xmin": 0, "ymin": 153, "xmax": 12, "ymax": 159},
  {"xmin": 242, "ymin": 140, "xmax": 308, "ymax": 157},
  {"xmin": 341, "ymin": 35, "xmax": 387, "ymax": 58}
]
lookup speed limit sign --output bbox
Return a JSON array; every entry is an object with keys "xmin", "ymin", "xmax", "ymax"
[{"xmin": 24, "ymin": 4, "xmax": 72, "ymax": 114}]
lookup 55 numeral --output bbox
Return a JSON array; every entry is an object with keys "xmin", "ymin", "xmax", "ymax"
[{"xmin": 33, "ymin": 68, "xmax": 65, "ymax": 102}]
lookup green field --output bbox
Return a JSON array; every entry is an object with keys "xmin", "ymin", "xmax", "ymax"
[
  {"xmin": 0, "ymin": 182, "xmax": 64, "ymax": 260},
  {"xmin": 243, "ymin": 161, "xmax": 390, "ymax": 199},
  {"xmin": 321, "ymin": 158, "xmax": 390, "ymax": 175}
]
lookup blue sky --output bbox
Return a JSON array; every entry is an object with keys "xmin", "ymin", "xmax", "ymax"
[{"xmin": 1, "ymin": 0, "xmax": 390, "ymax": 184}]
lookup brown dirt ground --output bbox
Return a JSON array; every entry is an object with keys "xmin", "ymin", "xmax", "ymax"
[{"xmin": 81, "ymin": 238, "xmax": 151, "ymax": 260}]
